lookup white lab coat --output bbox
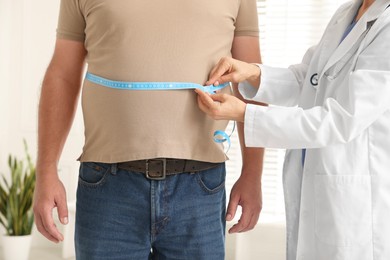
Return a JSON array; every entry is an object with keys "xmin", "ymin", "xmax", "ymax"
[{"xmin": 239, "ymin": 0, "xmax": 390, "ymax": 259}]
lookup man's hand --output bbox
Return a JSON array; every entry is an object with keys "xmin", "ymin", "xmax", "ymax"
[
  {"xmin": 227, "ymin": 171, "xmax": 262, "ymax": 233},
  {"xmin": 222, "ymin": 35, "xmax": 264, "ymax": 233},
  {"xmin": 34, "ymin": 39, "xmax": 85, "ymax": 242},
  {"xmin": 33, "ymin": 166, "xmax": 68, "ymax": 243}
]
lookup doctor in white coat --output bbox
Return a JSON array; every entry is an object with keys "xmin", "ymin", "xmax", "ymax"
[{"xmin": 196, "ymin": 0, "xmax": 390, "ymax": 259}]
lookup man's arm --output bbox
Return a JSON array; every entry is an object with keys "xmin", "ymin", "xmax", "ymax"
[
  {"xmin": 227, "ymin": 36, "xmax": 264, "ymax": 233},
  {"xmin": 33, "ymin": 39, "xmax": 86, "ymax": 243}
]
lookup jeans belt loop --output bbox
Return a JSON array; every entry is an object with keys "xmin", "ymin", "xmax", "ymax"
[
  {"xmin": 110, "ymin": 163, "xmax": 118, "ymax": 175},
  {"xmin": 145, "ymin": 158, "xmax": 167, "ymax": 180}
]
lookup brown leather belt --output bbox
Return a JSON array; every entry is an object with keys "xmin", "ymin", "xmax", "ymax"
[{"xmin": 117, "ymin": 158, "xmax": 220, "ymax": 180}]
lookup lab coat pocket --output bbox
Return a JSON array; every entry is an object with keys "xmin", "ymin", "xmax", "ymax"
[{"xmin": 314, "ymin": 174, "xmax": 372, "ymax": 247}]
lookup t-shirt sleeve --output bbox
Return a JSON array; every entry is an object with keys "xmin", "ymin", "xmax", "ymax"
[
  {"xmin": 56, "ymin": 0, "xmax": 86, "ymax": 42},
  {"xmin": 234, "ymin": 0, "xmax": 259, "ymax": 37}
]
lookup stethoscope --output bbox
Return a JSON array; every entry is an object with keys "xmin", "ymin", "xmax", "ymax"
[{"xmin": 310, "ymin": 73, "xmax": 319, "ymax": 86}]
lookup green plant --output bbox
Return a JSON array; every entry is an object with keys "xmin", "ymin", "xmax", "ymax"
[{"xmin": 0, "ymin": 140, "xmax": 36, "ymax": 236}]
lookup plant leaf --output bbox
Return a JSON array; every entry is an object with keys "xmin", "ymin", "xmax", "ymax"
[{"xmin": 2, "ymin": 140, "xmax": 36, "ymax": 236}]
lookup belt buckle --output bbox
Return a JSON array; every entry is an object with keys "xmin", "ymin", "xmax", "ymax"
[{"xmin": 145, "ymin": 159, "xmax": 167, "ymax": 180}]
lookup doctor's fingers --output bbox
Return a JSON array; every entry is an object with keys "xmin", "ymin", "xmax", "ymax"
[
  {"xmin": 197, "ymin": 96, "xmax": 211, "ymax": 116},
  {"xmin": 195, "ymin": 88, "xmax": 213, "ymax": 104},
  {"xmin": 196, "ymin": 90, "xmax": 214, "ymax": 112},
  {"xmin": 207, "ymin": 57, "xmax": 255, "ymax": 86},
  {"xmin": 206, "ymin": 57, "xmax": 232, "ymax": 86},
  {"xmin": 196, "ymin": 94, "xmax": 230, "ymax": 120},
  {"xmin": 196, "ymin": 97, "xmax": 224, "ymax": 121},
  {"xmin": 195, "ymin": 89, "xmax": 228, "ymax": 105},
  {"xmin": 195, "ymin": 89, "xmax": 223, "ymax": 110}
]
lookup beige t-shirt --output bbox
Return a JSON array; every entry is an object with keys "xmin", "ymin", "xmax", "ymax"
[{"xmin": 57, "ymin": 0, "xmax": 259, "ymax": 163}]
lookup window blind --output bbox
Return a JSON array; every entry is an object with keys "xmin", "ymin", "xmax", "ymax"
[{"xmin": 225, "ymin": 0, "xmax": 350, "ymax": 218}]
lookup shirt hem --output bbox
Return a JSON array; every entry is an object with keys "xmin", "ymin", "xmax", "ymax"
[{"xmin": 77, "ymin": 151, "xmax": 228, "ymax": 164}]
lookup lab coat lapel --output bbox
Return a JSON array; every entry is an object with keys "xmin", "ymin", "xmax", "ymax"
[
  {"xmin": 315, "ymin": 0, "xmax": 361, "ymax": 76},
  {"xmin": 320, "ymin": 0, "xmax": 390, "ymax": 79},
  {"xmin": 318, "ymin": 0, "xmax": 362, "ymax": 79}
]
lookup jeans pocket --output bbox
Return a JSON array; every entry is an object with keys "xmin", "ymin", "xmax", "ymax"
[
  {"xmin": 195, "ymin": 163, "xmax": 226, "ymax": 194},
  {"xmin": 78, "ymin": 162, "xmax": 110, "ymax": 187},
  {"xmin": 314, "ymin": 174, "xmax": 372, "ymax": 247}
]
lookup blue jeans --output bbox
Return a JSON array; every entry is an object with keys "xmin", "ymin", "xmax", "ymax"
[{"xmin": 75, "ymin": 161, "xmax": 226, "ymax": 260}]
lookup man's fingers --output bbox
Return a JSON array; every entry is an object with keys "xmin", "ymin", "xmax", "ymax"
[
  {"xmin": 240, "ymin": 213, "xmax": 258, "ymax": 232},
  {"xmin": 226, "ymin": 194, "xmax": 239, "ymax": 222},
  {"xmin": 228, "ymin": 209, "xmax": 252, "ymax": 233},
  {"xmin": 35, "ymin": 214, "xmax": 61, "ymax": 243},
  {"xmin": 57, "ymin": 197, "xmax": 69, "ymax": 225},
  {"xmin": 249, "ymin": 210, "xmax": 261, "ymax": 231},
  {"xmin": 41, "ymin": 207, "xmax": 64, "ymax": 242},
  {"xmin": 249, "ymin": 215, "xmax": 260, "ymax": 231},
  {"xmin": 229, "ymin": 203, "xmax": 261, "ymax": 233}
]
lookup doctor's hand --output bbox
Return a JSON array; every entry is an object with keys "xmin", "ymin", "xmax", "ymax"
[
  {"xmin": 206, "ymin": 57, "xmax": 261, "ymax": 88},
  {"xmin": 195, "ymin": 88, "xmax": 246, "ymax": 122}
]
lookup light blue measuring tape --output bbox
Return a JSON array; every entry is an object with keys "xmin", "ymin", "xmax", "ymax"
[
  {"xmin": 85, "ymin": 72, "xmax": 235, "ymax": 152},
  {"xmin": 86, "ymin": 72, "xmax": 229, "ymax": 94}
]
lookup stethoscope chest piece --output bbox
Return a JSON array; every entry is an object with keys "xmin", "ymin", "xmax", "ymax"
[{"xmin": 310, "ymin": 73, "xmax": 319, "ymax": 86}]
